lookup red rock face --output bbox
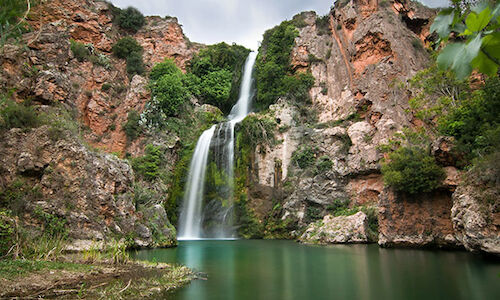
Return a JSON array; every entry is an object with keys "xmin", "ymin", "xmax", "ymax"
[
  {"xmin": 6, "ymin": 0, "xmax": 200, "ymax": 156},
  {"xmin": 352, "ymin": 32, "xmax": 393, "ymax": 75},
  {"xmin": 378, "ymin": 190, "xmax": 461, "ymax": 248}
]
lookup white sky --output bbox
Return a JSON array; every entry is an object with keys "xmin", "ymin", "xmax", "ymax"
[{"xmin": 109, "ymin": 0, "xmax": 450, "ymax": 50}]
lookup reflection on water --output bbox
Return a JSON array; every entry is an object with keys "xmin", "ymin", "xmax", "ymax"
[{"xmin": 132, "ymin": 240, "xmax": 500, "ymax": 300}]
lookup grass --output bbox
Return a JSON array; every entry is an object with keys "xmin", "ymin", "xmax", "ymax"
[{"xmin": 0, "ymin": 259, "xmax": 93, "ymax": 280}]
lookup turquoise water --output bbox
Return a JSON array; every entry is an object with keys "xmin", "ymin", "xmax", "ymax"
[{"xmin": 133, "ymin": 240, "xmax": 500, "ymax": 300}]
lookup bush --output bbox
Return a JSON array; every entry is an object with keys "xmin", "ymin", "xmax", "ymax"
[
  {"xmin": 315, "ymin": 15, "xmax": 330, "ymax": 36},
  {"xmin": 0, "ymin": 210, "xmax": 14, "ymax": 256},
  {"xmin": 117, "ymin": 7, "xmax": 145, "ymax": 32},
  {"xmin": 70, "ymin": 40, "xmax": 90, "ymax": 62},
  {"xmin": 131, "ymin": 144, "xmax": 163, "ymax": 181},
  {"xmin": 0, "ymin": 100, "xmax": 40, "ymax": 130},
  {"xmin": 150, "ymin": 58, "xmax": 182, "ymax": 81},
  {"xmin": 438, "ymin": 77, "xmax": 500, "ymax": 160},
  {"xmin": 186, "ymin": 42, "xmax": 251, "ymax": 114},
  {"xmin": 150, "ymin": 72, "xmax": 189, "ymax": 116},
  {"xmin": 255, "ymin": 20, "xmax": 315, "ymax": 109},
  {"xmin": 123, "ymin": 110, "xmax": 141, "ymax": 141},
  {"xmin": 291, "ymin": 145, "xmax": 316, "ymax": 169},
  {"xmin": 199, "ymin": 69, "xmax": 233, "ymax": 110},
  {"xmin": 126, "ymin": 51, "xmax": 145, "ymax": 76},
  {"xmin": 381, "ymin": 146, "xmax": 445, "ymax": 194},
  {"xmin": 314, "ymin": 156, "xmax": 333, "ymax": 175},
  {"xmin": 112, "ymin": 37, "xmax": 143, "ymax": 59}
]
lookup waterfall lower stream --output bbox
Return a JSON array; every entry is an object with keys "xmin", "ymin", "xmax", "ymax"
[{"xmin": 178, "ymin": 52, "xmax": 257, "ymax": 240}]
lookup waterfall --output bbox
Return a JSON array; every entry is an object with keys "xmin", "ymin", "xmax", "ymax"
[{"xmin": 178, "ymin": 52, "xmax": 257, "ymax": 240}]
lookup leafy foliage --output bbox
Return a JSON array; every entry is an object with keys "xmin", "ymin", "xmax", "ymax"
[
  {"xmin": 314, "ymin": 156, "xmax": 333, "ymax": 175},
  {"xmin": 291, "ymin": 145, "xmax": 316, "ymax": 169},
  {"xmin": 187, "ymin": 43, "xmax": 250, "ymax": 113},
  {"xmin": 431, "ymin": 1, "xmax": 500, "ymax": 79},
  {"xmin": 237, "ymin": 114, "xmax": 276, "ymax": 149},
  {"xmin": 0, "ymin": 99, "xmax": 40, "ymax": 130},
  {"xmin": 117, "ymin": 6, "xmax": 145, "ymax": 32},
  {"xmin": 131, "ymin": 144, "xmax": 164, "ymax": 181},
  {"xmin": 70, "ymin": 40, "xmax": 90, "ymax": 62},
  {"xmin": 255, "ymin": 20, "xmax": 315, "ymax": 109},
  {"xmin": 438, "ymin": 77, "xmax": 500, "ymax": 159},
  {"xmin": 123, "ymin": 110, "xmax": 141, "ymax": 141},
  {"xmin": 0, "ymin": 0, "xmax": 31, "ymax": 48},
  {"xmin": 381, "ymin": 146, "xmax": 445, "ymax": 194},
  {"xmin": 150, "ymin": 70, "xmax": 189, "ymax": 117},
  {"xmin": 126, "ymin": 51, "xmax": 145, "ymax": 76},
  {"xmin": 112, "ymin": 37, "xmax": 143, "ymax": 59},
  {"xmin": 112, "ymin": 37, "xmax": 144, "ymax": 76}
]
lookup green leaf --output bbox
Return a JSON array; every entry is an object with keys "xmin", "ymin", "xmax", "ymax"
[
  {"xmin": 431, "ymin": 9, "xmax": 455, "ymax": 39},
  {"xmin": 437, "ymin": 43, "xmax": 463, "ymax": 70},
  {"xmin": 437, "ymin": 35, "xmax": 483, "ymax": 80},
  {"xmin": 465, "ymin": 8, "xmax": 492, "ymax": 32},
  {"xmin": 482, "ymin": 32, "xmax": 500, "ymax": 59},
  {"xmin": 471, "ymin": 51, "xmax": 498, "ymax": 77}
]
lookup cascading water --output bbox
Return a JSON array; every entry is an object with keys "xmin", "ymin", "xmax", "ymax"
[{"xmin": 178, "ymin": 52, "xmax": 257, "ymax": 240}]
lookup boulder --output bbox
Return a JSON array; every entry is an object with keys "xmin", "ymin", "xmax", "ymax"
[{"xmin": 299, "ymin": 211, "xmax": 370, "ymax": 244}]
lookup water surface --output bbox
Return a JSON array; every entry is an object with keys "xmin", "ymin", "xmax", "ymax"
[{"xmin": 133, "ymin": 240, "xmax": 500, "ymax": 300}]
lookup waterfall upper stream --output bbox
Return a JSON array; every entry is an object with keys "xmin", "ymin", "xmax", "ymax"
[{"xmin": 178, "ymin": 52, "xmax": 257, "ymax": 240}]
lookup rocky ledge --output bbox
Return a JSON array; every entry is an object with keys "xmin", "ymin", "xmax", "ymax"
[{"xmin": 299, "ymin": 212, "xmax": 370, "ymax": 244}]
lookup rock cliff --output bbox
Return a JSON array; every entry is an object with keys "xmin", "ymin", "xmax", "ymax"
[{"xmin": 240, "ymin": 0, "xmax": 498, "ymax": 254}]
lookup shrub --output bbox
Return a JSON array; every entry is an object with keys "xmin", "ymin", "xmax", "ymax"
[
  {"xmin": 117, "ymin": 7, "xmax": 145, "ymax": 32},
  {"xmin": 314, "ymin": 156, "xmax": 333, "ymax": 175},
  {"xmin": 70, "ymin": 40, "xmax": 90, "ymax": 62},
  {"xmin": 291, "ymin": 146, "xmax": 316, "ymax": 169},
  {"xmin": 0, "ymin": 210, "xmax": 14, "ymax": 256},
  {"xmin": 112, "ymin": 37, "xmax": 143, "ymax": 59},
  {"xmin": 0, "ymin": 100, "xmax": 40, "ymax": 130},
  {"xmin": 101, "ymin": 83, "xmax": 112, "ymax": 91},
  {"xmin": 123, "ymin": 110, "xmax": 141, "ymax": 141},
  {"xmin": 150, "ymin": 72, "xmax": 189, "ymax": 116},
  {"xmin": 131, "ymin": 144, "xmax": 163, "ymax": 181},
  {"xmin": 150, "ymin": 58, "xmax": 182, "ymax": 81},
  {"xmin": 199, "ymin": 69, "xmax": 232, "ymax": 110},
  {"xmin": 126, "ymin": 51, "xmax": 145, "ymax": 76},
  {"xmin": 255, "ymin": 20, "xmax": 315, "ymax": 109},
  {"xmin": 238, "ymin": 114, "xmax": 276, "ymax": 148},
  {"xmin": 255, "ymin": 20, "xmax": 298, "ymax": 108},
  {"xmin": 186, "ymin": 42, "xmax": 250, "ymax": 114},
  {"xmin": 438, "ymin": 77, "xmax": 500, "ymax": 160},
  {"xmin": 315, "ymin": 15, "xmax": 330, "ymax": 36},
  {"xmin": 381, "ymin": 146, "xmax": 445, "ymax": 194}
]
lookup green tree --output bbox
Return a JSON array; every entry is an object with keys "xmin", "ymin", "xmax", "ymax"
[
  {"xmin": 131, "ymin": 144, "xmax": 163, "ymax": 181},
  {"xmin": 381, "ymin": 147, "xmax": 446, "ymax": 194},
  {"xmin": 150, "ymin": 58, "xmax": 182, "ymax": 81},
  {"xmin": 126, "ymin": 51, "xmax": 145, "ymax": 76},
  {"xmin": 117, "ymin": 7, "xmax": 145, "ymax": 32},
  {"xmin": 123, "ymin": 110, "xmax": 141, "ymax": 141},
  {"xmin": 112, "ymin": 37, "xmax": 143, "ymax": 59},
  {"xmin": 150, "ymin": 72, "xmax": 189, "ymax": 116},
  {"xmin": 431, "ymin": 1, "xmax": 500, "ymax": 79}
]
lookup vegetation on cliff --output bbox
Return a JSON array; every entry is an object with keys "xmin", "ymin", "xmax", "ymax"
[
  {"xmin": 255, "ymin": 20, "xmax": 315, "ymax": 110},
  {"xmin": 186, "ymin": 42, "xmax": 251, "ymax": 114}
]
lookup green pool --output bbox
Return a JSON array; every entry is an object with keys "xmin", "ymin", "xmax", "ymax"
[{"xmin": 132, "ymin": 240, "xmax": 500, "ymax": 300}]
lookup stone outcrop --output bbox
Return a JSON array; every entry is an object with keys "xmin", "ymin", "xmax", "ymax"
[
  {"xmin": 378, "ymin": 189, "xmax": 461, "ymax": 248},
  {"xmin": 299, "ymin": 212, "xmax": 370, "ymax": 244},
  {"xmin": 1, "ymin": 0, "xmax": 198, "ymax": 156},
  {"xmin": 0, "ymin": 126, "xmax": 175, "ymax": 249},
  {"xmin": 245, "ymin": 0, "xmax": 450, "ymax": 245},
  {"xmin": 451, "ymin": 168, "xmax": 500, "ymax": 254}
]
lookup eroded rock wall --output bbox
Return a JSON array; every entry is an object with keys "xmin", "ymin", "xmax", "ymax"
[
  {"xmin": 0, "ymin": 126, "xmax": 175, "ymax": 248},
  {"xmin": 1, "ymin": 0, "xmax": 198, "ymax": 155}
]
